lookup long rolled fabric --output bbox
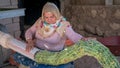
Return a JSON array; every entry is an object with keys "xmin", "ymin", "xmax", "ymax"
[
  {"xmin": 0, "ymin": 31, "xmax": 39, "ymax": 60},
  {"xmin": 0, "ymin": 31, "xmax": 120, "ymax": 68}
]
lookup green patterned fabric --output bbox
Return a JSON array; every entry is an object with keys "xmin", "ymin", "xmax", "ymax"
[{"xmin": 35, "ymin": 39, "xmax": 120, "ymax": 68}]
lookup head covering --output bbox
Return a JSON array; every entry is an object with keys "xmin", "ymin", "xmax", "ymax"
[{"xmin": 41, "ymin": 2, "xmax": 61, "ymax": 21}]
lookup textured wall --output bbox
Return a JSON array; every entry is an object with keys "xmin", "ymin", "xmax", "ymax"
[
  {"xmin": 63, "ymin": 5, "xmax": 120, "ymax": 37},
  {"xmin": 114, "ymin": 0, "xmax": 120, "ymax": 5},
  {"xmin": 60, "ymin": 0, "xmax": 120, "ymax": 67},
  {"xmin": 70, "ymin": 0, "xmax": 105, "ymax": 5},
  {"xmin": 69, "ymin": 0, "xmax": 120, "ymax": 5}
]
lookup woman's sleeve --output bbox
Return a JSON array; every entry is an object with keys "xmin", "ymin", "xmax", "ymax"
[
  {"xmin": 25, "ymin": 18, "xmax": 41, "ymax": 40},
  {"xmin": 65, "ymin": 26, "xmax": 83, "ymax": 43}
]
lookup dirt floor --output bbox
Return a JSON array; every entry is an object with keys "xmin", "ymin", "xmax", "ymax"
[{"xmin": 1, "ymin": 56, "xmax": 120, "ymax": 68}]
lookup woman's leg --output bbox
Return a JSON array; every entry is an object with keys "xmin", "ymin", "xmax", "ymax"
[
  {"xmin": 13, "ymin": 53, "xmax": 38, "ymax": 67},
  {"xmin": 30, "ymin": 62, "xmax": 74, "ymax": 68},
  {"xmin": 13, "ymin": 53, "xmax": 74, "ymax": 68}
]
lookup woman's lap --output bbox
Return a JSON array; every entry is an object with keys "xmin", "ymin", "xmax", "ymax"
[{"xmin": 13, "ymin": 53, "xmax": 74, "ymax": 68}]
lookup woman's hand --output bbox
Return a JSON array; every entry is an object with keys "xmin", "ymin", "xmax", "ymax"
[{"xmin": 26, "ymin": 39, "xmax": 35, "ymax": 52}]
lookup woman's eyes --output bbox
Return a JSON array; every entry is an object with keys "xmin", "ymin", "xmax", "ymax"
[{"xmin": 44, "ymin": 16, "xmax": 55, "ymax": 19}]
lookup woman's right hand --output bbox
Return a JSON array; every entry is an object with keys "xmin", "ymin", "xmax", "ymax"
[{"xmin": 26, "ymin": 39, "xmax": 35, "ymax": 52}]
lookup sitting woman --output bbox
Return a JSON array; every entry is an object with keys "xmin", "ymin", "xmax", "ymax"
[{"xmin": 13, "ymin": 2, "xmax": 84, "ymax": 68}]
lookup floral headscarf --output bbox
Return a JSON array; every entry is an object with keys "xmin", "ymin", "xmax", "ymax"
[
  {"xmin": 41, "ymin": 2, "xmax": 61, "ymax": 21},
  {"xmin": 36, "ymin": 2, "xmax": 70, "ymax": 38}
]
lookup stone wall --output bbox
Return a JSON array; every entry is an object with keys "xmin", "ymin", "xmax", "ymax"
[
  {"xmin": 60, "ymin": 0, "xmax": 120, "ymax": 37},
  {"xmin": 113, "ymin": 0, "xmax": 120, "ymax": 5},
  {"xmin": 70, "ymin": 0, "xmax": 105, "ymax": 5},
  {"xmin": 68, "ymin": 0, "xmax": 120, "ymax": 5},
  {"xmin": 0, "ymin": 0, "xmax": 20, "ymax": 38},
  {"xmin": 60, "ymin": 0, "xmax": 120, "ymax": 68},
  {"xmin": 63, "ymin": 5, "xmax": 120, "ymax": 37}
]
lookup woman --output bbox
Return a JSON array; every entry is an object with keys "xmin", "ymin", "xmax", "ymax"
[{"xmin": 13, "ymin": 2, "xmax": 83, "ymax": 68}]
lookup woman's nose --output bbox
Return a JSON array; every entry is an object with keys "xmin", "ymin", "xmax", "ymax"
[{"xmin": 48, "ymin": 18, "xmax": 52, "ymax": 21}]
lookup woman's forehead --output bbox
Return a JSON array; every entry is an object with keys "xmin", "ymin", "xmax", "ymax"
[{"xmin": 44, "ymin": 12, "xmax": 55, "ymax": 16}]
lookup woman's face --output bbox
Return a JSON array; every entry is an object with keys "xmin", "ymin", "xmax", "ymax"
[{"xmin": 44, "ymin": 12, "xmax": 57, "ymax": 24}]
